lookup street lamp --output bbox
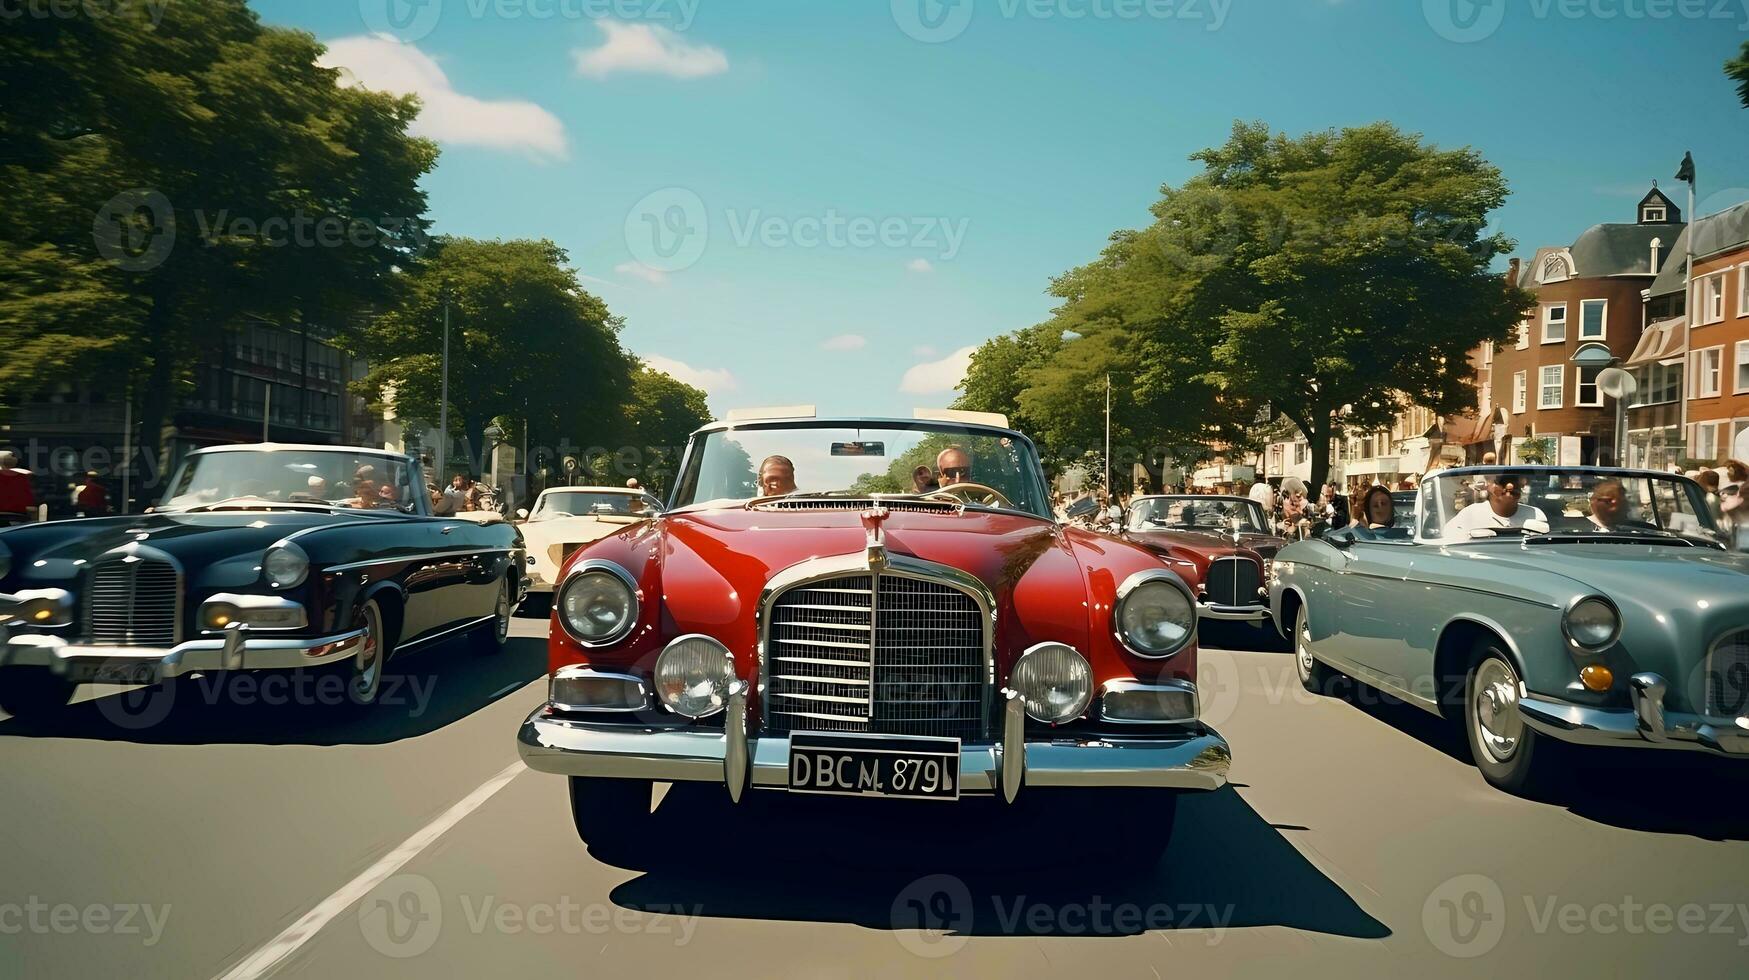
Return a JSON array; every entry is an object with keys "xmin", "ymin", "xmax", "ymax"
[{"xmin": 1571, "ymin": 343, "xmax": 1633, "ymax": 466}]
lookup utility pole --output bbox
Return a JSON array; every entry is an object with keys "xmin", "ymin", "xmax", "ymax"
[
  {"xmin": 436, "ymin": 298, "xmax": 450, "ymax": 481},
  {"xmin": 1104, "ymin": 372, "xmax": 1111, "ymax": 497}
]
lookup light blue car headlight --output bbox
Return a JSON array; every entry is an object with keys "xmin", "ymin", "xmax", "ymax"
[{"xmin": 1563, "ymin": 597, "xmax": 1620, "ymax": 651}]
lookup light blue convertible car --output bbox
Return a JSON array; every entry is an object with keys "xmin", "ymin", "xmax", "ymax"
[{"xmin": 1270, "ymin": 466, "xmax": 1749, "ymax": 796}]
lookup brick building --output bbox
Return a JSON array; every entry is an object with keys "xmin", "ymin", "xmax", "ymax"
[{"xmin": 1486, "ymin": 187, "xmax": 1684, "ymax": 465}]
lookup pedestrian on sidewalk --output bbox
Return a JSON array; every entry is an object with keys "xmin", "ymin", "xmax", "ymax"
[{"xmin": 0, "ymin": 449, "xmax": 35, "ymax": 524}]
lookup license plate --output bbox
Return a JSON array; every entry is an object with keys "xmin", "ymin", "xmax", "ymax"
[
  {"xmin": 68, "ymin": 661, "xmax": 160, "ymax": 686},
  {"xmin": 787, "ymin": 733, "xmax": 961, "ymax": 800}
]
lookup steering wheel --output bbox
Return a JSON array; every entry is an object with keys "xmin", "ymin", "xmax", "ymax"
[{"xmin": 928, "ymin": 482, "xmax": 1015, "ymax": 510}]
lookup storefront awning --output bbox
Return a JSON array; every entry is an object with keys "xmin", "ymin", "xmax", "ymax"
[{"xmin": 1627, "ymin": 316, "xmax": 1687, "ymax": 366}]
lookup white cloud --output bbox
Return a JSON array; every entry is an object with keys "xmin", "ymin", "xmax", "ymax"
[
  {"xmin": 912, "ymin": 345, "xmax": 937, "ymax": 358},
  {"xmin": 900, "ymin": 345, "xmax": 977, "ymax": 395},
  {"xmin": 906, "ymin": 258, "xmax": 934, "ymax": 273},
  {"xmin": 821, "ymin": 334, "xmax": 866, "ymax": 352},
  {"xmin": 573, "ymin": 21, "xmax": 729, "ymax": 79},
  {"xmin": 321, "ymin": 34, "xmax": 567, "ymax": 160},
  {"xmin": 643, "ymin": 354, "xmax": 737, "ymax": 395},
  {"xmin": 615, "ymin": 261, "xmax": 668, "ymax": 285}
]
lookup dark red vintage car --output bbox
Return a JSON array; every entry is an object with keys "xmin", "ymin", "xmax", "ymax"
[
  {"xmin": 516, "ymin": 412, "xmax": 1231, "ymax": 864},
  {"xmin": 1119, "ymin": 494, "xmax": 1286, "ymax": 631}
]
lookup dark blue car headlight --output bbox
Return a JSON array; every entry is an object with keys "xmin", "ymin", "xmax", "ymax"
[{"xmin": 262, "ymin": 542, "xmax": 309, "ymax": 589}]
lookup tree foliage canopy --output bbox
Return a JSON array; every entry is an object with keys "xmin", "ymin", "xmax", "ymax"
[{"xmin": 959, "ymin": 121, "xmax": 1530, "ymax": 490}]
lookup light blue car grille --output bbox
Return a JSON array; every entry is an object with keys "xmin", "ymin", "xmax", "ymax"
[{"xmin": 1706, "ymin": 631, "xmax": 1749, "ymax": 718}]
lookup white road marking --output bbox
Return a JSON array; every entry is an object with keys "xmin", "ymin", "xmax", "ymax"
[{"xmin": 211, "ymin": 761, "xmax": 526, "ymax": 980}]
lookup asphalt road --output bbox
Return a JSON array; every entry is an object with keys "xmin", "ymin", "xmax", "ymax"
[{"xmin": 3, "ymin": 617, "xmax": 1747, "ymax": 979}]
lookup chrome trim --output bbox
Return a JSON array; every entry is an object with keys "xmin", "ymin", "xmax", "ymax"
[
  {"xmin": 395, "ymin": 614, "xmax": 495, "ymax": 653},
  {"xmin": 549, "ymin": 667, "xmax": 650, "ymax": 713},
  {"xmin": 2, "ymin": 628, "xmax": 368, "ymax": 678},
  {"xmin": 555, "ymin": 559, "xmax": 640, "ymax": 648},
  {"xmin": 756, "ymin": 551, "xmax": 997, "ymax": 737},
  {"xmin": 1113, "ymin": 568, "xmax": 1198, "ymax": 659},
  {"xmin": 653, "ymin": 634, "xmax": 735, "ymax": 719},
  {"xmin": 999, "ymin": 688, "xmax": 1024, "ymax": 803},
  {"xmin": 516, "ymin": 705, "xmax": 1233, "ymax": 793},
  {"xmin": 1196, "ymin": 602, "xmax": 1270, "ymax": 623},
  {"xmin": 322, "ymin": 547, "xmax": 515, "ymax": 574},
  {"xmin": 1099, "ymin": 678, "xmax": 1199, "ymax": 725},
  {"xmin": 1561, "ymin": 594, "xmax": 1622, "ymax": 652},
  {"xmin": 198, "ymin": 593, "xmax": 309, "ymax": 632},
  {"xmin": 1, "ymin": 588, "xmax": 75, "ymax": 627},
  {"xmin": 1011, "ymin": 642, "xmax": 1093, "ymax": 723},
  {"xmin": 1630, "ymin": 672, "xmax": 1667, "ymax": 741},
  {"xmin": 724, "ymin": 682, "xmax": 750, "ymax": 802},
  {"xmin": 1519, "ymin": 686, "xmax": 1749, "ymax": 757}
]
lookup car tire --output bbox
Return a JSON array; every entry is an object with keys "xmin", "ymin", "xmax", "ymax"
[
  {"xmin": 1464, "ymin": 646, "xmax": 1563, "ymax": 797},
  {"xmin": 568, "ymin": 776, "xmax": 654, "ymax": 866},
  {"xmin": 0, "ymin": 667, "xmax": 76, "ymax": 719},
  {"xmin": 341, "ymin": 598, "xmax": 391, "ymax": 708},
  {"xmin": 475, "ymin": 576, "xmax": 513, "ymax": 655},
  {"xmin": 1294, "ymin": 605, "xmax": 1342, "ymax": 695}
]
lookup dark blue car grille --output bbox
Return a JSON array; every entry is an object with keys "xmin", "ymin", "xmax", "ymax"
[
  {"xmin": 1204, "ymin": 556, "xmax": 1262, "ymax": 608},
  {"xmin": 84, "ymin": 557, "xmax": 181, "ymax": 648}
]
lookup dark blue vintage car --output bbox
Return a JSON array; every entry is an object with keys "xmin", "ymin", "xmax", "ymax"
[{"xmin": 0, "ymin": 443, "xmax": 524, "ymax": 718}]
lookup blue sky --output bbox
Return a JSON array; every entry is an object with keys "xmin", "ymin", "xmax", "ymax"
[{"xmin": 253, "ymin": 0, "xmax": 1749, "ymax": 418}]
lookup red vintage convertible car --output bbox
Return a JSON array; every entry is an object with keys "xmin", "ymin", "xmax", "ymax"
[
  {"xmin": 516, "ymin": 412, "xmax": 1231, "ymax": 863},
  {"xmin": 1120, "ymin": 494, "xmax": 1285, "ymax": 631}
]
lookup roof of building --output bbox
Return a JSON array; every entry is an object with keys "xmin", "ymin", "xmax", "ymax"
[
  {"xmin": 1648, "ymin": 200, "xmax": 1749, "ymax": 298},
  {"xmin": 1516, "ymin": 222, "xmax": 1686, "ymax": 287}
]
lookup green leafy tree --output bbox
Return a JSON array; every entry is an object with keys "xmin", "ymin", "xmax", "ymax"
[
  {"xmin": 1729, "ymin": 41, "xmax": 1749, "ymax": 108},
  {"xmin": 351, "ymin": 238, "xmax": 635, "ymax": 478},
  {"xmin": 0, "ymin": 2, "xmax": 435, "ymax": 464},
  {"xmin": 617, "ymin": 365, "xmax": 712, "ymax": 494},
  {"xmin": 1014, "ymin": 122, "xmax": 1527, "ymax": 492}
]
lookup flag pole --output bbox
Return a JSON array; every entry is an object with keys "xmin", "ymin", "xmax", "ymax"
[{"xmin": 1682, "ymin": 155, "xmax": 1696, "ymax": 468}]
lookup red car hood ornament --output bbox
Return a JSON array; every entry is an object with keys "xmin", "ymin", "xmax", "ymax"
[{"xmin": 861, "ymin": 506, "xmax": 890, "ymax": 570}]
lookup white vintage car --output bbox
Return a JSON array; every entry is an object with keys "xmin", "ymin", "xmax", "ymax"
[{"xmin": 516, "ymin": 486, "xmax": 661, "ymax": 612}]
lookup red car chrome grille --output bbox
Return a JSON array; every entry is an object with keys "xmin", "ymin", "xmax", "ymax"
[{"xmin": 764, "ymin": 573, "xmax": 986, "ymax": 740}]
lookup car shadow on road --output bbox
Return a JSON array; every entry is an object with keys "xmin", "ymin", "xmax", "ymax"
[
  {"xmin": 608, "ymin": 784, "xmax": 1391, "ymax": 940},
  {"xmin": 1335, "ymin": 683, "xmax": 1749, "ymax": 841},
  {"xmin": 0, "ymin": 633, "xmax": 547, "ymax": 746}
]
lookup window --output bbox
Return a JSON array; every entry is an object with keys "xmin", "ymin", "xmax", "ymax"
[
  {"xmin": 1579, "ymin": 299, "xmax": 1607, "ymax": 340},
  {"xmin": 1539, "ymin": 365, "xmax": 1564, "ymax": 409},
  {"xmin": 1694, "ymin": 422, "xmax": 1720, "ymax": 463},
  {"xmin": 1642, "ymin": 206, "xmax": 1666, "ymax": 223},
  {"xmin": 1693, "ymin": 347, "xmax": 1723, "ymax": 398},
  {"xmin": 1294, "ymin": 442, "xmax": 1308, "ymax": 465},
  {"xmin": 1512, "ymin": 371, "xmax": 1527, "ymax": 413},
  {"xmin": 1631, "ymin": 362, "xmax": 1681, "ymax": 407},
  {"xmin": 1515, "ymin": 319, "xmax": 1530, "ymax": 350},
  {"xmin": 1481, "ymin": 341, "xmax": 1493, "ymax": 366},
  {"xmin": 1733, "ymin": 419, "xmax": 1749, "ymax": 460},
  {"xmin": 1737, "ymin": 341, "xmax": 1749, "ymax": 394},
  {"xmin": 1575, "ymin": 365, "xmax": 1603, "ymax": 407},
  {"xmin": 1740, "ymin": 265, "xmax": 1749, "ymax": 318},
  {"xmin": 1542, "ymin": 303, "xmax": 1567, "ymax": 343},
  {"xmin": 1694, "ymin": 271, "xmax": 1727, "ymax": 326}
]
